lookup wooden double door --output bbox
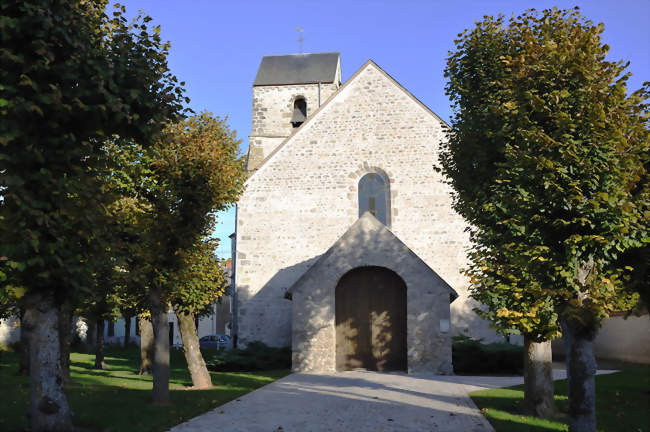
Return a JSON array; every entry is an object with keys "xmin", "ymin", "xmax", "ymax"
[{"xmin": 335, "ymin": 266, "xmax": 407, "ymax": 371}]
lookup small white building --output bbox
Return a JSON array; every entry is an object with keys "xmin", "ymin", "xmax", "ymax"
[{"xmin": 101, "ymin": 308, "xmax": 229, "ymax": 347}]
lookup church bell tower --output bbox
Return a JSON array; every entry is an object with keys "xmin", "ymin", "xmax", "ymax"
[{"xmin": 247, "ymin": 52, "xmax": 342, "ymax": 172}]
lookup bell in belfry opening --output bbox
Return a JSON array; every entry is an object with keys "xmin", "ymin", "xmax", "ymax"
[{"xmin": 291, "ymin": 98, "xmax": 307, "ymax": 127}]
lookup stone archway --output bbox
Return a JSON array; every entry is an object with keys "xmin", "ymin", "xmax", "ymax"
[{"xmin": 335, "ymin": 266, "xmax": 407, "ymax": 371}]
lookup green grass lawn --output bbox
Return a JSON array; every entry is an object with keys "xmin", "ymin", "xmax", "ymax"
[
  {"xmin": 0, "ymin": 347, "xmax": 290, "ymax": 432},
  {"xmin": 470, "ymin": 365, "xmax": 650, "ymax": 432}
]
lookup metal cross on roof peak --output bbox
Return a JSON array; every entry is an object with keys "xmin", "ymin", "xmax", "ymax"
[{"xmin": 296, "ymin": 26, "xmax": 304, "ymax": 54}]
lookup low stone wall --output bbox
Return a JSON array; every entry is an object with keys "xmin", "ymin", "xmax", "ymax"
[{"xmin": 552, "ymin": 314, "xmax": 650, "ymax": 364}]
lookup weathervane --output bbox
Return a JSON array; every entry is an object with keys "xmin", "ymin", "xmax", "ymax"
[{"xmin": 296, "ymin": 26, "xmax": 304, "ymax": 54}]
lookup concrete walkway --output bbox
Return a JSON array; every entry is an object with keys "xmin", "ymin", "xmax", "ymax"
[{"xmin": 168, "ymin": 369, "xmax": 617, "ymax": 432}]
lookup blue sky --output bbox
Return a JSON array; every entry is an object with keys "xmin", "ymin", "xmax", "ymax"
[{"xmin": 120, "ymin": 0, "xmax": 650, "ymax": 259}]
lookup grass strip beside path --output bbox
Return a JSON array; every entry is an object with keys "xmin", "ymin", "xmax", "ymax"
[
  {"xmin": 470, "ymin": 365, "xmax": 650, "ymax": 432},
  {"xmin": 0, "ymin": 347, "xmax": 290, "ymax": 432}
]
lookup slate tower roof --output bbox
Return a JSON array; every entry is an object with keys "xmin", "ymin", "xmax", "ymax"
[{"xmin": 253, "ymin": 52, "xmax": 340, "ymax": 86}]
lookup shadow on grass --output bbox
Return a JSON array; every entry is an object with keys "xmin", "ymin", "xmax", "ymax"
[
  {"xmin": 67, "ymin": 379, "xmax": 280, "ymax": 432},
  {"xmin": 1, "ymin": 347, "xmax": 290, "ymax": 432},
  {"xmin": 471, "ymin": 385, "xmax": 568, "ymax": 432},
  {"xmin": 471, "ymin": 366, "xmax": 650, "ymax": 432}
]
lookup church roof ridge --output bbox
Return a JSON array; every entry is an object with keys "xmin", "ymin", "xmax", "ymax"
[
  {"xmin": 260, "ymin": 51, "xmax": 340, "ymax": 57},
  {"xmin": 246, "ymin": 59, "xmax": 449, "ymax": 184}
]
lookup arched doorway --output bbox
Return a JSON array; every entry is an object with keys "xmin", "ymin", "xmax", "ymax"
[{"xmin": 335, "ymin": 266, "xmax": 407, "ymax": 371}]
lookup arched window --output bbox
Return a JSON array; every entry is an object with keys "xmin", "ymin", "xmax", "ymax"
[
  {"xmin": 291, "ymin": 97, "xmax": 307, "ymax": 128},
  {"xmin": 358, "ymin": 173, "xmax": 390, "ymax": 225}
]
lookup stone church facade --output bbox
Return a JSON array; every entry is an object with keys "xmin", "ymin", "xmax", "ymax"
[{"xmin": 233, "ymin": 53, "xmax": 500, "ymax": 374}]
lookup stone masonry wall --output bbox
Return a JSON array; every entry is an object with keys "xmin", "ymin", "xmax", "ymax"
[
  {"xmin": 247, "ymin": 82, "xmax": 339, "ymax": 171},
  {"xmin": 290, "ymin": 214, "xmax": 454, "ymax": 374},
  {"xmin": 235, "ymin": 62, "xmax": 500, "ymax": 349}
]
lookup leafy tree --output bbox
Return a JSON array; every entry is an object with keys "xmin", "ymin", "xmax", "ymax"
[
  {"xmin": 138, "ymin": 113, "xmax": 245, "ymax": 403},
  {"xmin": 108, "ymin": 194, "xmax": 154, "ymax": 374},
  {"xmin": 0, "ymin": 0, "xmax": 186, "ymax": 429},
  {"xmin": 104, "ymin": 144, "xmax": 156, "ymax": 361},
  {"xmin": 441, "ymin": 7, "xmax": 648, "ymax": 431},
  {"xmin": 442, "ymin": 12, "xmax": 560, "ymax": 418},
  {"xmin": 172, "ymin": 237, "xmax": 228, "ymax": 388}
]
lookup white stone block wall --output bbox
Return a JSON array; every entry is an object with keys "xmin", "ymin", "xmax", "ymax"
[
  {"xmin": 553, "ymin": 314, "xmax": 650, "ymax": 364},
  {"xmin": 248, "ymin": 82, "xmax": 339, "ymax": 171},
  {"xmin": 235, "ymin": 62, "xmax": 500, "ymax": 349},
  {"xmin": 289, "ymin": 214, "xmax": 455, "ymax": 373},
  {"xmin": 252, "ymin": 83, "xmax": 339, "ymax": 137}
]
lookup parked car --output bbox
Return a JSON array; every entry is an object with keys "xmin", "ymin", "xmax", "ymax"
[{"xmin": 199, "ymin": 334, "xmax": 231, "ymax": 350}]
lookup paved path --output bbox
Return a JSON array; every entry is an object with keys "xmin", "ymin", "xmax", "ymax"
[{"xmin": 168, "ymin": 369, "xmax": 617, "ymax": 432}]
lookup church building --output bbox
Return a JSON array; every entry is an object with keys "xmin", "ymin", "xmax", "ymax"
[{"xmin": 231, "ymin": 52, "xmax": 499, "ymax": 374}]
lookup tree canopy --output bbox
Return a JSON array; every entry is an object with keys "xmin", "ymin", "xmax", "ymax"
[
  {"xmin": 0, "ymin": 0, "xmax": 187, "ymax": 303},
  {"xmin": 133, "ymin": 112, "xmax": 246, "ymax": 402},
  {"xmin": 441, "ymin": 7, "xmax": 649, "ymax": 430},
  {"xmin": 172, "ymin": 237, "xmax": 228, "ymax": 317},
  {"xmin": 441, "ymin": 7, "xmax": 649, "ymax": 340},
  {"xmin": 0, "ymin": 1, "xmax": 187, "ymax": 428}
]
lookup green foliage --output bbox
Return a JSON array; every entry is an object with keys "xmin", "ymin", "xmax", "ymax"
[
  {"xmin": 103, "ymin": 140, "xmax": 157, "ymax": 319},
  {"xmin": 138, "ymin": 112, "xmax": 246, "ymax": 305},
  {"xmin": 0, "ymin": 282, "xmax": 23, "ymax": 319},
  {"xmin": 0, "ymin": 0, "xmax": 187, "ymax": 304},
  {"xmin": 612, "ymin": 245, "xmax": 650, "ymax": 310},
  {"xmin": 441, "ymin": 7, "xmax": 649, "ymax": 339},
  {"xmin": 452, "ymin": 336, "xmax": 523, "ymax": 375},
  {"xmin": 172, "ymin": 238, "xmax": 228, "ymax": 317},
  {"xmin": 206, "ymin": 342, "xmax": 292, "ymax": 372}
]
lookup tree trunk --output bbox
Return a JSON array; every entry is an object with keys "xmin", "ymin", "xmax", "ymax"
[
  {"xmin": 149, "ymin": 288, "xmax": 170, "ymax": 404},
  {"xmin": 58, "ymin": 303, "xmax": 73, "ymax": 386},
  {"xmin": 85, "ymin": 318, "xmax": 96, "ymax": 351},
  {"xmin": 94, "ymin": 320, "xmax": 108, "ymax": 370},
  {"xmin": 522, "ymin": 336, "xmax": 556, "ymax": 418},
  {"xmin": 24, "ymin": 293, "xmax": 73, "ymax": 431},
  {"xmin": 176, "ymin": 311, "xmax": 212, "ymax": 388},
  {"xmin": 124, "ymin": 314, "xmax": 132, "ymax": 347},
  {"xmin": 138, "ymin": 315, "xmax": 154, "ymax": 375},
  {"xmin": 561, "ymin": 318, "xmax": 597, "ymax": 432},
  {"xmin": 18, "ymin": 306, "xmax": 30, "ymax": 376}
]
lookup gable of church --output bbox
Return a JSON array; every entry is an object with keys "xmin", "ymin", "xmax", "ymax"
[
  {"xmin": 287, "ymin": 212, "xmax": 458, "ymax": 302},
  {"xmin": 234, "ymin": 58, "xmax": 486, "ymax": 350},
  {"xmin": 245, "ymin": 60, "xmax": 448, "ymax": 185}
]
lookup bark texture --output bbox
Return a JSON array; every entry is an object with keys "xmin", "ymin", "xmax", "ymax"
[
  {"xmin": 138, "ymin": 315, "xmax": 154, "ymax": 375},
  {"xmin": 58, "ymin": 303, "xmax": 73, "ymax": 386},
  {"xmin": 24, "ymin": 293, "xmax": 73, "ymax": 431},
  {"xmin": 149, "ymin": 289, "xmax": 170, "ymax": 404},
  {"xmin": 18, "ymin": 307, "xmax": 30, "ymax": 376},
  {"xmin": 176, "ymin": 311, "xmax": 212, "ymax": 388},
  {"xmin": 124, "ymin": 315, "xmax": 132, "ymax": 347},
  {"xmin": 93, "ymin": 320, "xmax": 108, "ymax": 370},
  {"xmin": 561, "ymin": 318, "xmax": 597, "ymax": 432},
  {"xmin": 522, "ymin": 337, "xmax": 557, "ymax": 418},
  {"xmin": 85, "ymin": 319, "xmax": 95, "ymax": 351}
]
